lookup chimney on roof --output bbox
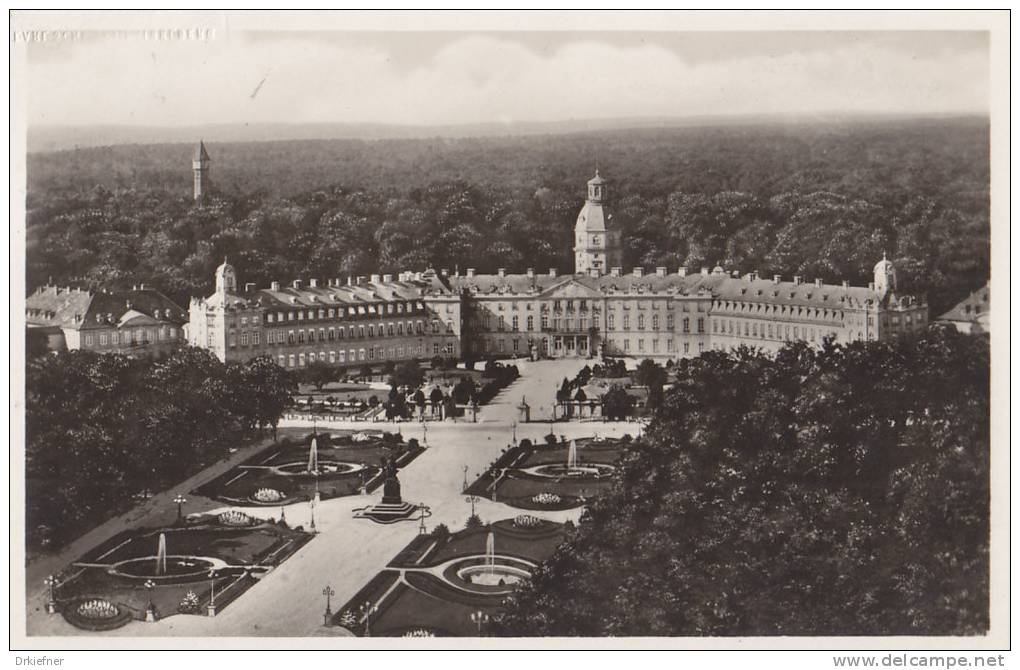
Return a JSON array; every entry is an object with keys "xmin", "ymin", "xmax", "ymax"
[
  {"xmin": 347, "ymin": 276, "xmax": 353, "ymax": 286},
  {"xmin": 357, "ymin": 276, "xmax": 366, "ymax": 285},
  {"xmin": 793, "ymin": 276, "xmax": 803, "ymax": 285},
  {"xmin": 293, "ymin": 279, "xmax": 303, "ymax": 290},
  {"xmin": 245, "ymin": 282, "xmax": 255, "ymax": 292},
  {"xmin": 678, "ymin": 267, "xmax": 687, "ymax": 277},
  {"xmin": 700, "ymin": 267, "xmax": 709, "ymax": 276},
  {"xmin": 549, "ymin": 269, "xmax": 557, "ymax": 278},
  {"xmin": 466, "ymin": 268, "xmax": 476, "ymax": 278},
  {"xmin": 140, "ymin": 283, "xmax": 147, "ymax": 290},
  {"xmin": 370, "ymin": 274, "xmax": 380, "ymax": 284},
  {"xmin": 611, "ymin": 267, "xmax": 621, "ymax": 277},
  {"xmin": 633, "ymin": 267, "xmax": 644, "ymax": 277},
  {"xmin": 526, "ymin": 268, "xmax": 534, "ymax": 279},
  {"xmin": 815, "ymin": 278, "xmax": 823, "ymax": 288},
  {"xmin": 383, "ymin": 274, "xmax": 393, "ymax": 283},
  {"xmin": 309, "ymin": 278, "xmax": 318, "ymax": 288},
  {"xmin": 656, "ymin": 267, "xmax": 667, "ymax": 277},
  {"xmin": 271, "ymin": 281, "xmax": 280, "ymax": 291}
]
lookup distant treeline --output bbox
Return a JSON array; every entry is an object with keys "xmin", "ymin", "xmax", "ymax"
[{"xmin": 26, "ymin": 120, "xmax": 989, "ymax": 315}]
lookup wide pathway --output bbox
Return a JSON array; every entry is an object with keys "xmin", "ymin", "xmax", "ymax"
[{"xmin": 26, "ymin": 358, "xmax": 644, "ymax": 638}]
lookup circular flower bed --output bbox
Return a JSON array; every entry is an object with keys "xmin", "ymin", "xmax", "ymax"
[
  {"xmin": 252, "ymin": 488, "xmax": 284, "ymax": 503},
  {"xmin": 218, "ymin": 510, "xmax": 256, "ymax": 526},
  {"xmin": 532, "ymin": 492, "xmax": 561, "ymax": 506},
  {"xmin": 513, "ymin": 514, "xmax": 542, "ymax": 529}
]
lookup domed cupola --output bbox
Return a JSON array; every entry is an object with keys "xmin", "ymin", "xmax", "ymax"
[
  {"xmin": 215, "ymin": 257, "xmax": 237, "ymax": 294},
  {"xmin": 874, "ymin": 253, "xmax": 897, "ymax": 296},
  {"xmin": 574, "ymin": 168, "xmax": 622, "ymax": 275}
]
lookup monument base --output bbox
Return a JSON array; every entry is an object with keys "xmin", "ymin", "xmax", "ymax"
[{"xmin": 352, "ymin": 501, "xmax": 418, "ymax": 524}]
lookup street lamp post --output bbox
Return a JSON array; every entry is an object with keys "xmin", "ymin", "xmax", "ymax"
[
  {"xmin": 511, "ymin": 421, "xmax": 517, "ymax": 446},
  {"xmin": 418, "ymin": 503, "xmax": 428, "ymax": 535},
  {"xmin": 173, "ymin": 494, "xmax": 187, "ymax": 524},
  {"xmin": 362, "ymin": 600, "xmax": 379, "ymax": 637},
  {"xmin": 43, "ymin": 574, "xmax": 58, "ymax": 614},
  {"xmin": 322, "ymin": 585, "xmax": 335, "ymax": 626},
  {"xmin": 309, "ymin": 497, "xmax": 317, "ymax": 534},
  {"xmin": 470, "ymin": 610, "xmax": 490, "ymax": 636},
  {"xmin": 465, "ymin": 495, "xmax": 478, "ymax": 517},
  {"xmin": 207, "ymin": 569, "xmax": 218, "ymax": 617},
  {"xmin": 462, "ymin": 465, "xmax": 469, "ymax": 492},
  {"xmin": 144, "ymin": 579, "xmax": 157, "ymax": 621}
]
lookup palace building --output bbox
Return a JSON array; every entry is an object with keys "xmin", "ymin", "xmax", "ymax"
[{"xmin": 187, "ymin": 156, "xmax": 928, "ymax": 368}]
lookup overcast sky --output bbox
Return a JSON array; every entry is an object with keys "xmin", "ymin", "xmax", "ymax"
[{"xmin": 25, "ymin": 30, "xmax": 989, "ymax": 127}]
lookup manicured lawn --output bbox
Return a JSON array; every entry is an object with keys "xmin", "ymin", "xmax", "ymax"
[
  {"xmin": 53, "ymin": 515, "xmax": 311, "ymax": 630},
  {"xmin": 194, "ymin": 430, "xmax": 424, "ymax": 505},
  {"xmin": 466, "ymin": 437, "xmax": 629, "ymax": 510},
  {"xmin": 333, "ymin": 519, "xmax": 567, "ymax": 637}
]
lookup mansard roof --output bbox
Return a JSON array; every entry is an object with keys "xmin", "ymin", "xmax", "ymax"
[
  {"xmin": 443, "ymin": 268, "xmax": 921, "ymax": 310},
  {"xmin": 26, "ymin": 285, "xmax": 187, "ymax": 330},
  {"xmin": 208, "ymin": 275, "xmax": 455, "ymax": 311}
]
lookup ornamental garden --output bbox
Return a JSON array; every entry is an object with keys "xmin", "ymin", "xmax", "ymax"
[
  {"xmin": 333, "ymin": 517, "xmax": 567, "ymax": 637},
  {"xmin": 51, "ymin": 513, "xmax": 311, "ymax": 631},
  {"xmin": 194, "ymin": 430, "xmax": 424, "ymax": 505},
  {"xmin": 465, "ymin": 436, "xmax": 629, "ymax": 511}
]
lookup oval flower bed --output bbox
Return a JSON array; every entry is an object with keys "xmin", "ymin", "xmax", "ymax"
[
  {"xmin": 251, "ymin": 488, "xmax": 285, "ymax": 504},
  {"xmin": 62, "ymin": 597, "xmax": 134, "ymax": 631},
  {"xmin": 218, "ymin": 510, "xmax": 256, "ymax": 527},
  {"xmin": 532, "ymin": 492, "xmax": 561, "ymax": 506}
]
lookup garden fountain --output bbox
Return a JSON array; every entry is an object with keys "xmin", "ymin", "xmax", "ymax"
[
  {"xmin": 566, "ymin": 440, "xmax": 578, "ymax": 472},
  {"xmin": 485, "ymin": 531, "xmax": 495, "ymax": 575},
  {"xmin": 155, "ymin": 533, "xmax": 167, "ymax": 576},
  {"xmin": 307, "ymin": 436, "xmax": 319, "ymax": 475}
]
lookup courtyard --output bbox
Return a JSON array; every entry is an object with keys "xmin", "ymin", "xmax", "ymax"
[{"xmin": 26, "ymin": 358, "xmax": 642, "ymax": 637}]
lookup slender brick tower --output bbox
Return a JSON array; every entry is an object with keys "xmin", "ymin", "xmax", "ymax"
[{"xmin": 192, "ymin": 140, "xmax": 211, "ymax": 201}]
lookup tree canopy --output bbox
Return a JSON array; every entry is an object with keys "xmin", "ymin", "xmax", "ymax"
[
  {"xmin": 500, "ymin": 328, "xmax": 989, "ymax": 636},
  {"xmin": 26, "ymin": 120, "xmax": 989, "ymax": 317},
  {"xmin": 25, "ymin": 349, "xmax": 293, "ymax": 549}
]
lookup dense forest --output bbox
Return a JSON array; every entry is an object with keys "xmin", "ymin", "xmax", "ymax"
[
  {"xmin": 26, "ymin": 119, "xmax": 989, "ymax": 315},
  {"xmin": 499, "ymin": 328, "xmax": 989, "ymax": 636},
  {"xmin": 25, "ymin": 349, "xmax": 293, "ymax": 550}
]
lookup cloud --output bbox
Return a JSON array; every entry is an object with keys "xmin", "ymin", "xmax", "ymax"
[{"xmin": 26, "ymin": 31, "xmax": 989, "ymax": 127}]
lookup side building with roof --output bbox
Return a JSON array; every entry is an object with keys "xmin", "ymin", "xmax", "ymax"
[
  {"xmin": 188, "ymin": 260, "xmax": 463, "ymax": 368},
  {"xmin": 25, "ymin": 283, "xmax": 188, "ymax": 356},
  {"xmin": 935, "ymin": 282, "xmax": 990, "ymax": 335}
]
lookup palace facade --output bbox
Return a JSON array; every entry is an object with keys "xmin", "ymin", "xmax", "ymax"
[{"xmin": 187, "ymin": 152, "xmax": 928, "ymax": 368}]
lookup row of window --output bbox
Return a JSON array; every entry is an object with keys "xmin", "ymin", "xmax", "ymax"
[
  {"xmin": 276, "ymin": 341, "xmax": 457, "ymax": 368},
  {"xmin": 711, "ymin": 318, "xmax": 859, "ymax": 343},
  {"xmin": 223, "ymin": 320, "xmax": 456, "ymax": 348},
  {"xmin": 259, "ymin": 301, "xmax": 427, "ymax": 325},
  {"xmin": 604, "ymin": 338, "xmax": 704, "ymax": 355},
  {"xmin": 84, "ymin": 326, "xmax": 179, "ymax": 347}
]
